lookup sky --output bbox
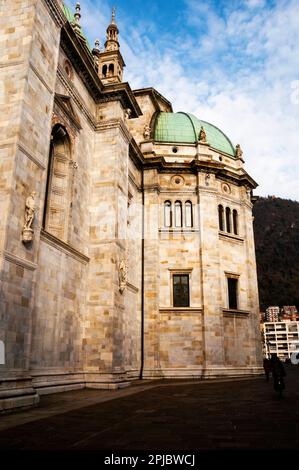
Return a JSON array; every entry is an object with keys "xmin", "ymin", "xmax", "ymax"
[{"xmin": 65, "ymin": 0, "xmax": 299, "ymax": 201}]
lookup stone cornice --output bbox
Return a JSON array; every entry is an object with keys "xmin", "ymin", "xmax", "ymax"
[
  {"xmin": 139, "ymin": 156, "xmax": 257, "ymax": 189},
  {"xmin": 95, "ymin": 119, "xmax": 132, "ymax": 143},
  {"xmin": 216, "ymin": 169, "xmax": 257, "ymax": 189},
  {"xmin": 29, "ymin": 60, "xmax": 53, "ymax": 94},
  {"xmin": 2, "ymin": 251, "xmax": 37, "ymax": 271},
  {"xmin": 217, "ymin": 192, "xmax": 244, "ymax": 205},
  {"xmin": 219, "ymin": 232, "xmax": 244, "ymax": 244},
  {"xmin": 98, "ymin": 83, "xmax": 142, "ymax": 118},
  {"xmin": 222, "ymin": 308, "xmax": 250, "ymax": 317},
  {"xmin": 133, "ymin": 87, "xmax": 173, "ymax": 113},
  {"xmin": 18, "ymin": 143, "xmax": 46, "ymax": 170},
  {"xmin": 60, "ymin": 23, "xmax": 104, "ymax": 100},
  {"xmin": 40, "ymin": 230, "xmax": 89, "ymax": 264},
  {"xmin": 159, "ymin": 307, "xmax": 203, "ymax": 315},
  {"xmin": 43, "ymin": 0, "xmax": 66, "ymax": 28}
]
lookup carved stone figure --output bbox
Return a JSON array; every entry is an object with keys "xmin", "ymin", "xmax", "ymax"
[
  {"xmin": 143, "ymin": 125, "xmax": 151, "ymax": 140},
  {"xmin": 125, "ymin": 108, "xmax": 132, "ymax": 120},
  {"xmin": 119, "ymin": 259, "xmax": 128, "ymax": 294},
  {"xmin": 199, "ymin": 126, "xmax": 207, "ymax": 143},
  {"xmin": 22, "ymin": 191, "xmax": 36, "ymax": 243},
  {"xmin": 236, "ymin": 144, "xmax": 243, "ymax": 159}
]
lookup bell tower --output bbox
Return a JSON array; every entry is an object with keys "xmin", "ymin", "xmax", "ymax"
[{"xmin": 95, "ymin": 8, "xmax": 125, "ymax": 85}]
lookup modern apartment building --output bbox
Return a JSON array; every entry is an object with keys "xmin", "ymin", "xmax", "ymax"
[{"xmin": 263, "ymin": 321, "xmax": 299, "ymax": 361}]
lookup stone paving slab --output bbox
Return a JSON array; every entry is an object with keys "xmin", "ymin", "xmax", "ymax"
[{"xmin": 0, "ymin": 367, "xmax": 298, "ymax": 453}]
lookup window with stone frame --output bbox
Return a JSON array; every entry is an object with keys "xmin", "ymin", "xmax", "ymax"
[
  {"xmin": 226, "ymin": 207, "xmax": 232, "ymax": 233},
  {"xmin": 43, "ymin": 124, "xmax": 73, "ymax": 241},
  {"xmin": 233, "ymin": 209, "xmax": 238, "ymax": 235},
  {"xmin": 174, "ymin": 200, "xmax": 183, "ymax": 227},
  {"xmin": 173, "ymin": 274, "xmax": 190, "ymax": 307},
  {"xmin": 227, "ymin": 276, "xmax": 238, "ymax": 310},
  {"xmin": 185, "ymin": 201, "xmax": 193, "ymax": 227},
  {"xmin": 218, "ymin": 204, "xmax": 224, "ymax": 231},
  {"xmin": 164, "ymin": 200, "xmax": 172, "ymax": 227}
]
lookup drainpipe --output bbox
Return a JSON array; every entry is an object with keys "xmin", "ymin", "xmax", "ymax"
[{"xmin": 139, "ymin": 167, "xmax": 145, "ymax": 379}]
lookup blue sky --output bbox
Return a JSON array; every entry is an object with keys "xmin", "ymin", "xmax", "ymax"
[{"xmin": 65, "ymin": 0, "xmax": 299, "ymax": 201}]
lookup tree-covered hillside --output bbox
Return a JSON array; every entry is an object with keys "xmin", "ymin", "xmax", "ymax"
[{"xmin": 253, "ymin": 196, "xmax": 299, "ymax": 311}]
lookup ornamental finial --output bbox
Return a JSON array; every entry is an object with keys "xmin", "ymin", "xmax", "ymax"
[
  {"xmin": 72, "ymin": 3, "xmax": 82, "ymax": 34},
  {"xmin": 94, "ymin": 39, "xmax": 101, "ymax": 51},
  {"xmin": 112, "ymin": 6, "xmax": 116, "ymax": 24}
]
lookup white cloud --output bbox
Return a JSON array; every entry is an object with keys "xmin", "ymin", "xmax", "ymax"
[
  {"xmin": 78, "ymin": 0, "xmax": 299, "ymax": 201},
  {"xmin": 245, "ymin": 0, "xmax": 266, "ymax": 8}
]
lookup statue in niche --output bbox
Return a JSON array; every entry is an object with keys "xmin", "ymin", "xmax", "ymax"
[
  {"xmin": 22, "ymin": 191, "xmax": 36, "ymax": 243},
  {"xmin": 236, "ymin": 144, "xmax": 243, "ymax": 159},
  {"xmin": 143, "ymin": 125, "xmax": 151, "ymax": 140},
  {"xmin": 199, "ymin": 126, "xmax": 207, "ymax": 143},
  {"xmin": 125, "ymin": 108, "xmax": 132, "ymax": 121},
  {"xmin": 119, "ymin": 259, "xmax": 128, "ymax": 294}
]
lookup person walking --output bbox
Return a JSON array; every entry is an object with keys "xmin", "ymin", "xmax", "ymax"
[
  {"xmin": 270, "ymin": 353, "xmax": 286, "ymax": 398},
  {"xmin": 263, "ymin": 357, "xmax": 272, "ymax": 381}
]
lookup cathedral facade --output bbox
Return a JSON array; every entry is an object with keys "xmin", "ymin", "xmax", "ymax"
[{"xmin": 0, "ymin": 0, "xmax": 262, "ymax": 412}]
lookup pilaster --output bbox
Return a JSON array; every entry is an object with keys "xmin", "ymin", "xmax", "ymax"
[
  {"xmin": 0, "ymin": 0, "xmax": 62, "ymax": 410},
  {"xmin": 84, "ymin": 102, "xmax": 133, "ymax": 387}
]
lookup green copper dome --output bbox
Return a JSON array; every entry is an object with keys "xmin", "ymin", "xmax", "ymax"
[{"xmin": 154, "ymin": 112, "xmax": 235, "ymax": 157}]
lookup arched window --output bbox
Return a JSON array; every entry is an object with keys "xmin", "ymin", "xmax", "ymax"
[
  {"xmin": 218, "ymin": 204, "xmax": 224, "ymax": 231},
  {"xmin": 102, "ymin": 64, "xmax": 107, "ymax": 77},
  {"xmin": 185, "ymin": 201, "xmax": 193, "ymax": 227},
  {"xmin": 108, "ymin": 63, "xmax": 114, "ymax": 76},
  {"xmin": 233, "ymin": 209, "xmax": 238, "ymax": 235},
  {"xmin": 174, "ymin": 201, "xmax": 182, "ymax": 227},
  {"xmin": 43, "ymin": 124, "xmax": 72, "ymax": 241},
  {"xmin": 226, "ymin": 207, "xmax": 231, "ymax": 233},
  {"xmin": 164, "ymin": 201, "xmax": 172, "ymax": 227}
]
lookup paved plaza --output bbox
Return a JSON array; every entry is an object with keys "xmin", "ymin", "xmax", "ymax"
[{"xmin": 0, "ymin": 365, "xmax": 298, "ymax": 454}]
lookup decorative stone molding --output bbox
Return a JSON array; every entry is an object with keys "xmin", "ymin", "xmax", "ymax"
[
  {"xmin": 40, "ymin": 230, "xmax": 89, "ymax": 264},
  {"xmin": 54, "ymin": 93, "xmax": 82, "ymax": 131},
  {"xmin": 159, "ymin": 307, "xmax": 203, "ymax": 316},
  {"xmin": 219, "ymin": 232, "xmax": 244, "ymax": 244},
  {"xmin": 95, "ymin": 118, "xmax": 132, "ymax": 144},
  {"xmin": 22, "ymin": 192, "xmax": 36, "ymax": 244},
  {"xmin": 222, "ymin": 308, "xmax": 250, "ymax": 318},
  {"xmin": 43, "ymin": 0, "xmax": 66, "ymax": 28},
  {"xmin": 18, "ymin": 143, "xmax": 46, "ymax": 170},
  {"xmin": 221, "ymin": 183, "xmax": 231, "ymax": 194},
  {"xmin": 171, "ymin": 175, "xmax": 185, "ymax": 187},
  {"xmin": 3, "ymin": 251, "xmax": 37, "ymax": 271},
  {"xmin": 29, "ymin": 60, "xmax": 53, "ymax": 94}
]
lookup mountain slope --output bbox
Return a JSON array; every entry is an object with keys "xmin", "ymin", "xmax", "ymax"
[{"xmin": 253, "ymin": 196, "xmax": 299, "ymax": 311}]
